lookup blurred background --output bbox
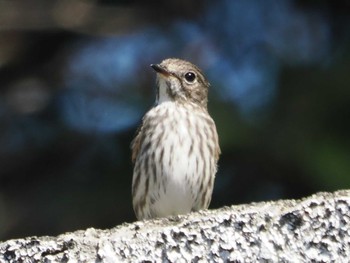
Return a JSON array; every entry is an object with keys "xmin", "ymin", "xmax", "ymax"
[{"xmin": 0, "ymin": 0, "xmax": 349, "ymax": 240}]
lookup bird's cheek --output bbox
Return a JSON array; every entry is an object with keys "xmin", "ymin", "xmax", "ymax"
[{"xmin": 166, "ymin": 79, "xmax": 179, "ymax": 93}]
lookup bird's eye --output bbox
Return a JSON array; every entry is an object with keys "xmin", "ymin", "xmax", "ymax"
[{"xmin": 184, "ymin": 72, "xmax": 196, "ymax": 83}]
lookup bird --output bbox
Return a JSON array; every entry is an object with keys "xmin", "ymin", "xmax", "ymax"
[{"xmin": 131, "ymin": 58, "xmax": 220, "ymax": 220}]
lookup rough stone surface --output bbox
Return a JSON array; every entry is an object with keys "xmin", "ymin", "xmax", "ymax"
[{"xmin": 1, "ymin": 190, "xmax": 350, "ymax": 262}]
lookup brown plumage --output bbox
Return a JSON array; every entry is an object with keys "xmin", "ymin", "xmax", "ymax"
[{"xmin": 131, "ymin": 58, "xmax": 220, "ymax": 220}]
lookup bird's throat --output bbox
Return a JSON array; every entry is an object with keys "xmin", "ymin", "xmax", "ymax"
[{"xmin": 157, "ymin": 77, "xmax": 176, "ymax": 104}]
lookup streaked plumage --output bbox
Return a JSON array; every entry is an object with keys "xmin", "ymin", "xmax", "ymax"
[{"xmin": 131, "ymin": 58, "xmax": 220, "ymax": 220}]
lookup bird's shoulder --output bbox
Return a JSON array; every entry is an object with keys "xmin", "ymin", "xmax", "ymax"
[{"xmin": 130, "ymin": 106, "xmax": 158, "ymax": 163}]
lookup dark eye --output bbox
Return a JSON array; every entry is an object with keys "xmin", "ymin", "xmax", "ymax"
[{"xmin": 184, "ymin": 72, "xmax": 196, "ymax": 83}]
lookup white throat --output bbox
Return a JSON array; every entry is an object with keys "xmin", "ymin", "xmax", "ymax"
[{"xmin": 157, "ymin": 77, "xmax": 173, "ymax": 104}]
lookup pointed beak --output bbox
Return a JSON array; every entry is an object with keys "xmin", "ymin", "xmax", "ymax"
[{"xmin": 150, "ymin": 64, "xmax": 171, "ymax": 77}]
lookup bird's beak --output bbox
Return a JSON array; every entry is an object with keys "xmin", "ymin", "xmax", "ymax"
[{"xmin": 150, "ymin": 64, "xmax": 171, "ymax": 77}]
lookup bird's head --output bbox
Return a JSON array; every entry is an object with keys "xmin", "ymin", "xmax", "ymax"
[{"xmin": 151, "ymin": 58, "xmax": 209, "ymax": 109}]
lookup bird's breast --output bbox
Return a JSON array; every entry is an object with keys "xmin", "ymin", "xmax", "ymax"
[{"xmin": 140, "ymin": 102, "xmax": 217, "ymax": 215}]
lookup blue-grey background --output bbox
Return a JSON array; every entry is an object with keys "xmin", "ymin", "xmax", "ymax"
[{"xmin": 0, "ymin": 0, "xmax": 349, "ymax": 240}]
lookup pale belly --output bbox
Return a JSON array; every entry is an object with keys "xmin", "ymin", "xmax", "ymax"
[
  {"xmin": 133, "ymin": 102, "xmax": 218, "ymax": 219},
  {"xmin": 149, "ymin": 106, "xmax": 215, "ymax": 217},
  {"xmin": 151, "ymin": 127, "xmax": 200, "ymax": 217}
]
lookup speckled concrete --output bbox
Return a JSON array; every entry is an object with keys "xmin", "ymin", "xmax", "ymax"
[{"xmin": 1, "ymin": 190, "xmax": 350, "ymax": 262}]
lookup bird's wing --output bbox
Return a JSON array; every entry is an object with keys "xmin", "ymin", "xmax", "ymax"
[
  {"xmin": 216, "ymin": 145, "xmax": 221, "ymax": 162},
  {"xmin": 131, "ymin": 123, "xmax": 143, "ymax": 164}
]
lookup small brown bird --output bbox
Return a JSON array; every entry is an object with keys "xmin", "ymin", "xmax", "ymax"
[{"xmin": 131, "ymin": 58, "xmax": 220, "ymax": 220}]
